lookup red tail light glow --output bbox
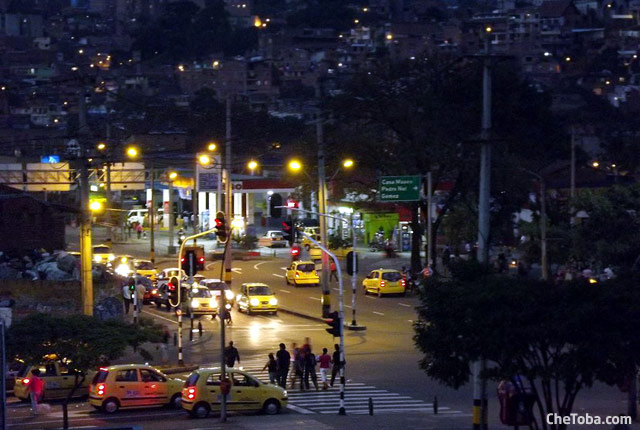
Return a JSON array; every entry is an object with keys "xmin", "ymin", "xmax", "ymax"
[
  {"xmin": 22, "ymin": 378, "xmax": 30, "ymax": 385},
  {"xmin": 199, "ymin": 257, "xmax": 205, "ymax": 262},
  {"xmin": 97, "ymin": 383, "xmax": 106, "ymax": 396},
  {"xmin": 380, "ymin": 280, "xmax": 386, "ymax": 288},
  {"xmin": 187, "ymin": 387, "xmax": 196, "ymax": 400},
  {"xmin": 401, "ymin": 279, "xmax": 406, "ymax": 287},
  {"xmin": 180, "ymin": 258, "xmax": 185, "ymax": 263}
]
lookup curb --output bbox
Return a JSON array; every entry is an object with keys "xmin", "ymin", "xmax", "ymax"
[{"xmin": 183, "ymin": 331, "xmax": 214, "ymax": 348}]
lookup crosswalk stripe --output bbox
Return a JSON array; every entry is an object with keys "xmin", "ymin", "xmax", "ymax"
[{"xmin": 293, "ymin": 399, "xmax": 424, "ymax": 407}]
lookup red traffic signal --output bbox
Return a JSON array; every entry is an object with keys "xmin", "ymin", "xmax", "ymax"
[
  {"xmin": 215, "ymin": 211, "xmax": 228, "ymax": 243},
  {"xmin": 291, "ymin": 247, "xmax": 300, "ymax": 256}
]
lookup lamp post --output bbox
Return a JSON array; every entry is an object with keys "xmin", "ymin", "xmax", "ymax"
[{"xmin": 168, "ymin": 171, "xmax": 178, "ymax": 254}]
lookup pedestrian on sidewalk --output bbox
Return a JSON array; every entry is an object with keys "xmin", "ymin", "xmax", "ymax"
[
  {"xmin": 224, "ymin": 341, "xmax": 240, "ymax": 368},
  {"xmin": 135, "ymin": 281, "xmax": 145, "ymax": 312},
  {"xmin": 28, "ymin": 368, "xmax": 44, "ymax": 415},
  {"xmin": 330, "ymin": 344, "xmax": 343, "ymax": 387},
  {"xmin": 263, "ymin": 353, "xmax": 278, "ymax": 384},
  {"xmin": 303, "ymin": 347, "xmax": 319, "ymax": 391},
  {"xmin": 122, "ymin": 283, "xmax": 132, "ymax": 314},
  {"xmin": 330, "ymin": 261, "xmax": 338, "ymax": 282},
  {"xmin": 160, "ymin": 325, "xmax": 170, "ymax": 364},
  {"xmin": 275, "ymin": 343, "xmax": 290, "ymax": 388},
  {"xmin": 136, "ymin": 223, "xmax": 143, "ymax": 239},
  {"xmin": 289, "ymin": 343, "xmax": 303, "ymax": 390},
  {"xmin": 318, "ymin": 347, "xmax": 331, "ymax": 390}
]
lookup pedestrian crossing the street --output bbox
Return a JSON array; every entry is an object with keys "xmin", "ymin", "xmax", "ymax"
[{"xmin": 231, "ymin": 356, "xmax": 466, "ymax": 416}]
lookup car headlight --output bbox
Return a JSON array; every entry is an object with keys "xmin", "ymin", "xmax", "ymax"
[
  {"xmin": 283, "ymin": 390, "xmax": 288, "ymax": 397},
  {"xmin": 236, "ymin": 294, "xmax": 242, "ymax": 302},
  {"xmin": 225, "ymin": 290, "xmax": 234, "ymax": 300},
  {"xmin": 151, "ymin": 289, "xmax": 158, "ymax": 295},
  {"xmin": 190, "ymin": 299, "xmax": 200, "ymax": 308},
  {"xmin": 250, "ymin": 298, "xmax": 259, "ymax": 307},
  {"xmin": 115, "ymin": 264, "xmax": 130, "ymax": 277},
  {"xmin": 269, "ymin": 298, "xmax": 278, "ymax": 306},
  {"xmin": 210, "ymin": 298, "xmax": 217, "ymax": 307},
  {"xmin": 93, "ymin": 255, "xmax": 101, "ymax": 263},
  {"xmin": 225, "ymin": 303, "xmax": 231, "ymax": 310},
  {"xmin": 108, "ymin": 254, "xmax": 115, "ymax": 261}
]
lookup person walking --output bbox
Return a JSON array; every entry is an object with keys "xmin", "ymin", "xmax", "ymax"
[
  {"xmin": 275, "ymin": 343, "xmax": 290, "ymax": 388},
  {"xmin": 318, "ymin": 347, "xmax": 331, "ymax": 390},
  {"xmin": 330, "ymin": 344, "xmax": 342, "ymax": 387},
  {"xmin": 303, "ymin": 348, "xmax": 319, "ymax": 391},
  {"xmin": 263, "ymin": 353, "xmax": 278, "ymax": 384},
  {"xmin": 122, "ymin": 283, "xmax": 132, "ymax": 314},
  {"xmin": 135, "ymin": 280, "xmax": 145, "ymax": 312},
  {"xmin": 289, "ymin": 343, "xmax": 303, "ymax": 390},
  {"xmin": 224, "ymin": 341, "xmax": 240, "ymax": 368},
  {"xmin": 28, "ymin": 368, "xmax": 44, "ymax": 415},
  {"xmin": 136, "ymin": 222, "xmax": 143, "ymax": 239},
  {"xmin": 329, "ymin": 261, "xmax": 338, "ymax": 282}
]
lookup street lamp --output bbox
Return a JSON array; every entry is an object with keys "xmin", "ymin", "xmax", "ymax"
[
  {"xmin": 288, "ymin": 159, "xmax": 302, "ymax": 171},
  {"xmin": 199, "ymin": 154, "xmax": 211, "ymax": 166},
  {"xmin": 168, "ymin": 171, "xmax": 178, "ymax": 181},
  {"xmin": 126, "ymin": 146, "xmax": 139, "ymax": 158},
  {"xmin": 208, "ymin": 142, "xmax": 217, "ymax": 152},
  {"xmin": 97, "ymin": 142, "xmax": 106, "ymax": 151},
  {"xmin": 342, "ymin": 159, "xmax": 354, "ymax": 168},
  {"xmin": 89, "ymin": 200, "xmax": 103, "ymax": 212},
  {"xmin": 248, "ymin": 160, "xmax": 258, "ymax": 171}
]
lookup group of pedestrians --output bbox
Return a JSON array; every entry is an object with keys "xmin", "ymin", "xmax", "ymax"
[
  {"xmin": 122, "ymin": 281, "xmax": 145, "ymax": 314},
  {"xmin": 265, "ymin": 339, "xmax": 343, "ymax": 391}
]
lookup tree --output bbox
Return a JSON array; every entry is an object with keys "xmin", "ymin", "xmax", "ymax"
[
  {"xmin": 7, "ymin": 314, "xmax": 162, "ymax": 429},
  {"xmin": 414, "ymin": 262, "xmax": 640, "ymax": 430}
]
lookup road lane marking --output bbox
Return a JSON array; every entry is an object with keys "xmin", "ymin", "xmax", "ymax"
[
  {"xmin": 408, "ymin": 319, "xmax": 414, "ymax": 323},
  {"xmin": 398, "ymin": 303, "xmax": 411, "ymax": 307},
  {"xmin": 205, "ymin": 262, "xmax": 217, "ymax": 270},
  {"xmin": 345, "ymin": 305, "xmax": 352, "ymax": 308},
  {"xmin": 232, "ymin": 267, "xmax": 242, "ymax": 273},
  {"xmin": 332, "ymin": 288, "xmax": 339, "ymax": 291},
  {"xmin": 273, "ymin": 273, "xmax": 284, "ymax": 278},
  {"xmin": 309, "ymin": 297, "xmax": 321, "ymax": 301},
  {"xmin": 254, "ymin": 261, "xmax": 266, "ymax": 270},
  {"xmin": 286, "ymin": 404, "xmax": 315, "ymax": 414},
  {"xmin": 366, "ymin": 296, "xmax": 376, "ymax": 299},
  {"xmin": 373, "ymin": 311, "xmax": 385, "ymax": 316},
  {"xmin": 142, "ymin": 310, "xmax": 177, "ymax": 325},
  {"xmin": 279, "ymin": 289, "xmax": 291, "ymax": 293},
  {"xmin": 280, "ymin": 267, "xmax": 287, "ymax": 270}
]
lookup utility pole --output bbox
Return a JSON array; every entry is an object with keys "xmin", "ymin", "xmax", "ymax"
[
  {"xmin": 79, "ymin": 80, "xmax": 93, "ymax": 316},
  {"xmin": 474, "ymin": 28, "xmax": 492, "ymax": 430},
  {"xmin": 224, "ymin": 95, "xmax": 233, "ymax": 284},
  {"xmin": 540, "ymin": 178, "xmax": 548, "ymax": 281},
  {"xmin": 149, "ymin": 161, "xmax": 155, "ymax": 265},
  {"xmin": 168, "ymin": 177, "xmax": 176, "ymax": 254},
  {"xmin": 105, "ymin": 122, "xmax": 112, "ymax": 244},
  {"xmin": 426, "ymin": 171, "xmax": 433, "ymax": 269},
  {"xmin": 316, "ymin": 80, "xmax": 330, "ymax": 318},
  {"xmin": 570, "ymin": 127, "xmax": 576, "ymax": 225}
]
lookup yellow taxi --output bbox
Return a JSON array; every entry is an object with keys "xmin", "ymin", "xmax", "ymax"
[
  {"xmin": 362, "ymin": 269, "xmax": 406, "ymax": 297},
  {"xmin": 93, "ymin": 244, "xmax": 116, "ymax": 264},
  {"xmin": 88, "ymin": 364, "xmax": 184, "ymax": 413},
  {"xmin": 133, "ymin": 259, "xmax": 157, "ymax": 280},
  {"xmin": 285, "ymin": 261, "xmax": 319, "ymax": 287},
  {"xmin": 236, "ymin": 283, "xmax": 278, "ymax": 315},
  {"xmin": 14, "ymin": 361, "xmax": 95, "ymax": 401},
  {"xmin": 181, "ymin": 367, "xmax": 288, "ymax": 418}
]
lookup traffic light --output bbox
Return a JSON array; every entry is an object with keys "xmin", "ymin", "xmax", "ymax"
[
  {"xmin": 282, "ymin": 217, "xmax": 294, "ymax": 246},
  {"xmin": 168, "ymin": 276, "xmax": 179, "ymax": 305},
  {"xmin": 325, "ymin": 311, "xmax": 341, "ymax": 337},
  {"xmin": 181, "ymin": 250, "xmax": 197, "ymax": 276},
  {"xmin": 215, "ymin": 211, "xmax": 228, "ymax": 243},
  {"xmin": 346, "ymin": 251, "xmax": 358, "ymax": 276},
  {"xmin": 127, "ymin": 277, "xmax": 136, "ymax": 292}
]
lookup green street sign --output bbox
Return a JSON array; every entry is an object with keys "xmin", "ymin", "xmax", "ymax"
[{"xmin": 379, "ymin": 176, "xmax": 421, "ymax": 202}]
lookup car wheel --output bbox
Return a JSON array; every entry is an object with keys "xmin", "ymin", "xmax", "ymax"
[
  {"xmin": 102, "ymin": 398, "xmax": 120, "ymax": 414},
  {"xmin": 263, "ymin": 399, "xmax": 281, "ymax": 415},
  {"xmin": 191, "ymin": 402, "xmax": 210, "ymax": 418},
  {"xmin": 377, "ymin": 289, "xmax": 382, "ymax": 298},
  {"xmin": 169, "ymin": 393, "xmax": 182, "ymax": 409}
]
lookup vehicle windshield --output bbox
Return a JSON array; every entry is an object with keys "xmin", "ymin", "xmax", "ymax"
[
  {"xmin": 92, "ymin": 370, "xmax": 109, "ymax": 384},
  {"xmin": 167, "ymin": 270, "xmax": 181, "ymax": 277},
  {"xmin": 207, "ymin": 283, "xmax": 229, "ymax": 291},
  {"xmin": 297, "ymin": 264, "xmax": 315, "ymax": 272},
  {"xmin": 135, "ymin": 261, "xmax": 154, "ymax": 270},
  {"xmin": 248, "ymin": 286, "xmax": 272, "ymax": 296},
  {"xmin": 184, "ymin": 373, "xmax": 199, "ymax": 387},
  {"xmin": 93, "ymin": 246, "xmax": 111, "ymax": 254},
  {"xmin": 382, "ymin": 272, "xmax": 403, "ymax": 282},
  {"xmin": 190, "ymin": 288, "xmax": 212, "ymax": 298}
]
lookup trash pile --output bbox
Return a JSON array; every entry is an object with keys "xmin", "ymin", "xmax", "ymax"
[{"xmin": 0, "ymin": 250, "xmax": 115, "ymax": 281}]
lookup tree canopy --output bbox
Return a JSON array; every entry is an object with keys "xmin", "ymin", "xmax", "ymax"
[{"xmin": 414, "ymin": 262, "xmax": 640, "ymax": 429}]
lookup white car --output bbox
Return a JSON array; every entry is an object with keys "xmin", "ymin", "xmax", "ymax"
[{"xmin": 257, "ymin": 231, "xmax": 287, "ymax": 248}]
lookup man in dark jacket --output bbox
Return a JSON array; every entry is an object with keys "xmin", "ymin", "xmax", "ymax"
[
  {"xmin": 224, "ymin": 341, "xmax": 240, "ymax": 368},
  {"xmin": 275, "ymin": 343, "xmax": 291, "ymax": 388},
  {"xmin": 330, "ymin": 344, "xmax": 343, "ymax": 387}
]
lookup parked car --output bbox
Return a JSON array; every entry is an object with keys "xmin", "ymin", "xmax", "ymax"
[{"xmin": 257, "ymin": 231, "xmax": 287, "ymax": 248}]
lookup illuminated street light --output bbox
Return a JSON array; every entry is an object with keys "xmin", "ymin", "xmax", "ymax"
[
  {"xmin": 207, "ymin": 142, "xmax": 217, "ymax": 151},
  {"xmin": 248, "ymin": 160, "xmax": 258, "ymax": 171},
  {"xmin": 288, "ymin": 159, "xmax": 302, "ymax": 171},
  {"xmin": 126, "ymin": 146, "xmax": 139, "ymax": 158},
  {"xmin": 343, "ymin": 159, "xmax": 354, "ymax": 168},
  {"xmin": 592, "ymin": 161, "xmax": 600, "ymax": 168},
  {"xmin": 168, "ymin": 171, "xmax": 178, "ymax": 180},
  {"xmin": 89, "ymin": 200, "xmax": 103, "ymax": 212},
  {"xmin": 199, "ymin": 154, "xmax": 211, "ymax": 165},
  {"xmin": 97, "ymin": 142, "xmax": 106, "ymax": 151}
]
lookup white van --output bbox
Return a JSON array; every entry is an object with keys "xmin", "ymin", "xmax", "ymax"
[{"xmin": 127, "ymin": 209, "xmax": 164, "ymax": 226}]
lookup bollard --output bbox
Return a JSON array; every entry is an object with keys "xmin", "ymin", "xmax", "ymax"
[
  {"xmin": 173, "ymin": 332, "xmax": 177, "ymax": 346},
  {"xmin": 433, "ymin": 396, "xmax": 438, "ymax": 415},
  {"xmin": 198, "ymin": 321, "xmax": 203, "ymax": 337},
  {"xmin": 368, "ymin": 397, "xmax": 374, "ymax": 415}
]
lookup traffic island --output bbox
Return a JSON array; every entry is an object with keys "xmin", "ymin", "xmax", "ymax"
[{"xmin": 347, "ymin": 323, "xmax": 367, "ymax": 331}]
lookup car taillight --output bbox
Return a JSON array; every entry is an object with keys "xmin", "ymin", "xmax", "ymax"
[
  {"xmin": 295, "ymin": 272, "xmax": 300, "ymax": 278},
  {"xmin": 199, "ymin": 257, "xmax": 205, "ymax": 262},
  {"xmin": 22, "ymin": 378, "xmax": 30, "ymax": 385},
  {"xmin": 401, "ymin": 279, "xmax": 406, "ymax": 287},
  {"xmin": 187, "ymin": 387, "xmax": 196, "ymax": 400},
  {"xmin": 152, "ymin": 289, "xmax": 158, "ymax": 295},
  {"xmin": 380, "ymin": 280, "xmax": 386, "ymax": 287},
  {"xmin": 180, "ymin": 258, "xmax": 185, "ymax": 263},
  {"xmin": 97, "ymin": 384, "xmax": 106, "ymax": 396}
]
